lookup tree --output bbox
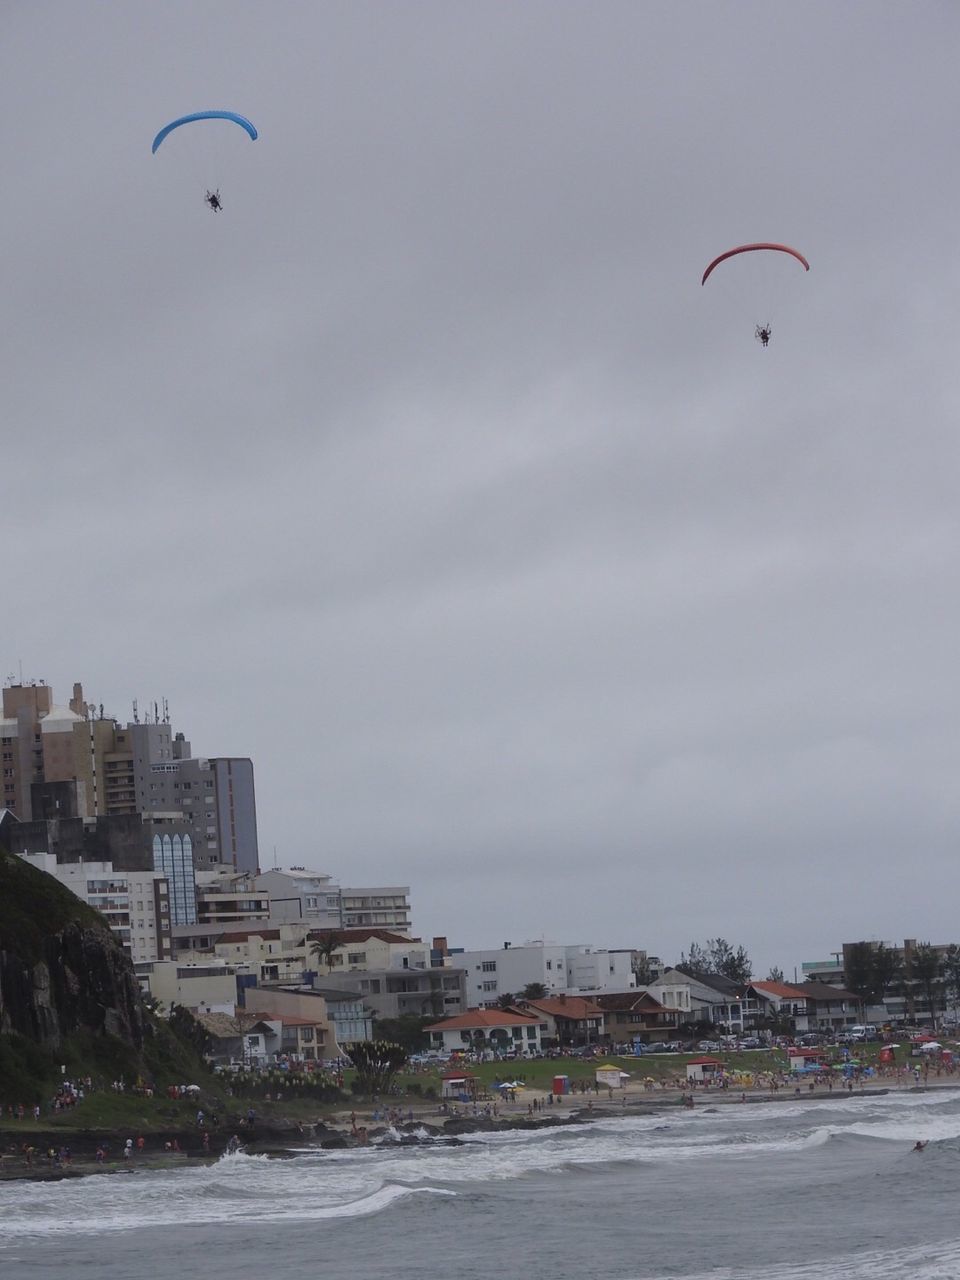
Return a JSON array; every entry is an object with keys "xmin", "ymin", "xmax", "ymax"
[
  {"xmin": 348, "ymin": 1040, "xmax": 408, "ymax": 1094},
  {"xmin": 371, "ymin": 1015, "xmax": 431, "ymax": 1053},
  {"xmin": 679, "ymin": 940, "xmax": 752, "ymax": 984},
  {"xmin": 310, "ymin": 931, "xmax": 342, "ymax": 971},
  {"xmin": 907, "ymin": 943, "xmax": 942, "ymax": 1030},
  {"xmin": 842, "ymin": 941, "xmax": 903, "ymax": 1011},
  {"xmin": 679, "ymin": 942, "xmax": 709, "ymax": 977},
  {"xmin": 705, "ymin": 939, "xmax": 752, "ymax": 984},
  {"xmin": 766, "ymin": 966, "xmax": 785, "ymax": 984},
  {"xmin": 520, "ymin": 982, "xmax": 548, "ymax": 1000},
  {"xmin": 496, "ymin": 992, "xmax": 517, "ymax": 1009},
  {"xmin": 871, "ymin": 943, "xmax": 903, "ymax": 1005},
  {"xmin": 941, "ymin": 945, "xmax": 960, "ymax": 1025},
  {"xmin": 168, "ymin": 1003, "xmax": 211, "ymax": 1057},
  {"xmin": 843, "ymin": 942, "xmax": 876, "ymax": 1004}
]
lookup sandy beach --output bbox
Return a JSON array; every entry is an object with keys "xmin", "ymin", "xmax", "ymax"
[{"xmin": 4, "ymin": 1074, "xmax": 956, "ymax": 1182}]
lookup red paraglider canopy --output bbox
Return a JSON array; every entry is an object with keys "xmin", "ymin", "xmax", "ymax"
[{"xmin": 701, "ymin": 243, "xmax": 810, "ymax": 286}]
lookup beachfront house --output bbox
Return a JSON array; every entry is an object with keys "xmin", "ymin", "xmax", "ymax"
[
  {"xmin": 239, "ymin": 986, "xmax": 339, "ymax": 1060},
  {"xmin": 424, "ymin": 1008, "xmax": 542, "ymax": 1057},
  {"xmin": 748, "ymin": 981, "xmax": 861, "ymax": 1034},
  {"xmin": 510, "ymin": 994, "xmax": 604, "ymax": 1048},
  {"xmin": 645, "ymin": 969, "xmax": 744, "ymax": 1027},
  {"xmin": 593, "ymin": 991, "xmax": 682, "ymax": 1046},
  {"xmin": 195, "ymin": 1010, "xmax": 282, "ymax": 1068}
]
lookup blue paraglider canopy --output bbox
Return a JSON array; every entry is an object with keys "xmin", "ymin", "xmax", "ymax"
[{"xmin": 152, "ymin": 111, "xmax": 258, "ymax": 154}]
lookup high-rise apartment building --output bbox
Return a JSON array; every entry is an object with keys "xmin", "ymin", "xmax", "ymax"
[
  {"xmin": 0, "ymin": 677, "xmax": 259, "ymax": 878},
  {"xmin": 16, "ymin": 851, "xmax": 172, "ymax": 963}
]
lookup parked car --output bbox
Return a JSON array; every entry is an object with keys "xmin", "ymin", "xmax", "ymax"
[
  {"xmin": 697, "ymin": 1040, "xmax": 722, "ymax": 1052},
  {"xmin": 737, "ymin": 1037, "xmax": 763, "ymax": 1049}
]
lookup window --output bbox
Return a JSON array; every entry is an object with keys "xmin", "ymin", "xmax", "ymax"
[
  {"xmin": 482, "ymin": 980, "xmax": 498, "ymax": 992},
  {"xmin": 481, "ymin": 960, "xmax": 497, "ymax": 972},
  {"xmin": 347, "ymin": 952, "xmax": 366, "ymax": 965}
]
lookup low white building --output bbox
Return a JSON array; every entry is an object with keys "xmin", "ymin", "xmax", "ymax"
[
  {"xmin": 17, "ymin": 852, "xmax": 172, "ymax": 963},
  {"xmin": 455, "ymin": 941, "xmax": 636, "ymax": 1007},
  {"xmin": 253, "ymin": 868, "xmax": 343, "ymax": 929},
  {"xmin": 424, "ymin": 1008, "xmax": 543, "ymax": 1056},
  {"xmin": 136, "ymin": 958, "xmax": 239, "ymax": 1013},
  {"xmin": 564, "ymin": 946, "xmax": 636, "ymax": 994}
]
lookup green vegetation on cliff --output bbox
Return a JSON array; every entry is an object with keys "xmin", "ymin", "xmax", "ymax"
[
  {"xmin": 0, "ymin": 849, "xmax": 105, "ymax": 962},
  {"xmin": 0, "ymin": 851, "xmax": 214, "ymax": 1103}
]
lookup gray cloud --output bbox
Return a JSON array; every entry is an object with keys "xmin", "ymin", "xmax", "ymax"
[{"xmin": 4, "ymin": 2, "xmax": 960, "ymax": 975}]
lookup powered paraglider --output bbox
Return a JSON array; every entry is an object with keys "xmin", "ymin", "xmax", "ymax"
[{"xmin": 701, "ymin": 243, "xmax": 810, "ymax": 346}]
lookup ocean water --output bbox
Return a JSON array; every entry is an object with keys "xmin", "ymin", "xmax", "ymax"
[{"xmin": 4, "ymin": 1088, "xmax": 960, "ymax": 1279}]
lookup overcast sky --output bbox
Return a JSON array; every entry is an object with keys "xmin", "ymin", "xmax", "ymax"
[{"xmin": 4, "ymin": 2, "xmax": 960, "ymax": 978}]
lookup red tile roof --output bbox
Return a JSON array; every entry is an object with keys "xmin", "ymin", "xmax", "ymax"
[
  {"xmin": 424, "ymin": 1008, "xmax": 538, "ymax": 1031},
  {"xmin": 307, "ymin": 928, "xmax": 420, "ymax": 945},
  {"xmin": 518, "ymin": 996, "xmax": 603, "ymax": 1019},
  {"xmin": 594, "ymin": 991, "xmax": 676, "ymax": 1014},
  {"xmin": 751, "ymin": 980, "xmax": 808, "ymax": 1000}
]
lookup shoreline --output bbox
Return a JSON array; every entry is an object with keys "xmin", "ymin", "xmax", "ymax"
[{"xmin": 2, "ymin": 1079, "xmax": 956, "ymax": 1183}]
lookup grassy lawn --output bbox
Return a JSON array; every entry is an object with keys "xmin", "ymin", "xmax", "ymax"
[{"xmin": 395, "ymin": 1044, "xmax": 891, "ymax": 1095}]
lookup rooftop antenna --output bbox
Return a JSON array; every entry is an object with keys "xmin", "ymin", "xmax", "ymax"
[
  {"xmin": 154, "ymin": 701, "xmax": 159, "ymax": 724},
  {"xmin": 162, "ymin": 697, "xmax": 169, "ymax": 724},
  {"xmin": 273, "ymin": 845, "xmax": 279, "ymax": 869},
  {"xmin": 133, "ymin": 699, "xmax": 139, "ymax": 724}
]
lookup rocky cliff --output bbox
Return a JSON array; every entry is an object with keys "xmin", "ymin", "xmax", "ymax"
[{"xmin": 0, "ymin": 850, "xmax": 144, "ymax": 1052}]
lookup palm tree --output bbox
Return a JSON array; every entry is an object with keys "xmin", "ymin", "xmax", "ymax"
[{"xmin": 310, "ymin": 930, "xmax": 342, "ymax": 972}]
